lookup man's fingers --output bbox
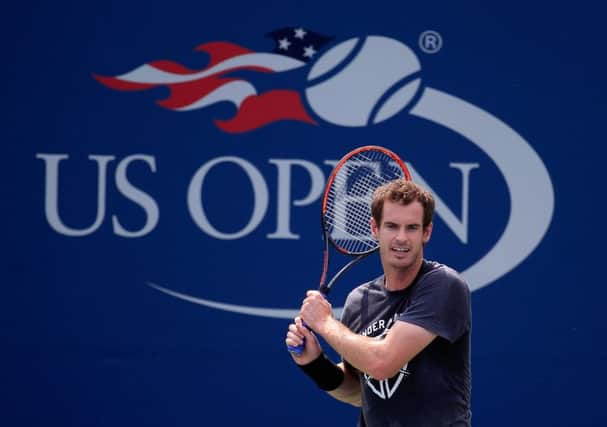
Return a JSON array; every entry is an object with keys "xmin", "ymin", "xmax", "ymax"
[
  {"xmin": 289, "ymin": 323, "xmax": 304, "ymax": 338},
  {"xmin": 286, "ymin": 329, "xmax": 303, "ymax": 346}
]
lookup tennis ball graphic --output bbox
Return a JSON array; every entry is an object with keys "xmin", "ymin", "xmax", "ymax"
[{"xmin": 305, "ymin": 36, "xmax": 421, "ymax": 126}]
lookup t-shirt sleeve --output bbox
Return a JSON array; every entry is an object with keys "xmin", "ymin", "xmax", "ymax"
[
  {"xmin": 396, "ymin": 267, "xmax": 471, "ymax": 343},
  {"xmin": 339, "ymin": 289, "xmax": 357, "ymax": 326}
]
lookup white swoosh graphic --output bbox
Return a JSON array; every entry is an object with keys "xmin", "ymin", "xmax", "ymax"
[
  {"xmin": 411, "ymin": 87, "xmax": 554, "ymax": 291},
  {"xmin": 147, "ymin": 282, "xmax": 343, "ymax": 319},
  {"xmin": 175, "ymin": 81, "xmax": 256, "ymax": 111},
  {"xmin": 119, "ymin": 53, "xmax": 305, "ymax": 84}
]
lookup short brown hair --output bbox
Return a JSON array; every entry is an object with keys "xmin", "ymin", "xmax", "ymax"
[{"xmin": 371, "ymin": 179, "xmax": 435, "ymax": 228}]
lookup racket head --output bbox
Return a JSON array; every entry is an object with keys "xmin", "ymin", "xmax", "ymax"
[{"xmin": 322, "ymin": 145, "xmax": 411, "ymax": 256}]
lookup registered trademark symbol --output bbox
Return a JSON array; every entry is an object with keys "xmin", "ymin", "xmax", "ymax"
[{"xmin": 419, "ymin": 30, "xmax": 443, "ymax": 54}]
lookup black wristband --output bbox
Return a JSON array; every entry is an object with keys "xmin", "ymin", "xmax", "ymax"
[{"xmin": 297, "ymin": 353, "xmax": 345, "ymax": 391}]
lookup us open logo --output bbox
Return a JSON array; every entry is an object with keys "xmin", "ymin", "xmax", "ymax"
[{"xmin": 49, "ymin": 28, "xmax": 555, "ymax": 318}]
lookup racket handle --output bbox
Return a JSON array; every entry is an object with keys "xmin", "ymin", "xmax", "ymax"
[
  {"xmin": 287, "ymin": 321, "xmax": 311, "ymax": 357},
  {"xmin": 287, "ymin": 339, "xmax": 306, "ymax": 357}
]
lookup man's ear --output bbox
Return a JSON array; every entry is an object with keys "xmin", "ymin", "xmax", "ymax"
[
  {"xmin": 370, "ymin": 217, "xmax": 379, "ymax": 239},
  {"xmin": 423, "ymin": 222, "xmax": 433, "ymax": 244}
]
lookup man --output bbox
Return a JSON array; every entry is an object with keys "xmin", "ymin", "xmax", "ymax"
[{"xmin": 285, "ymin": 179, "xmax": 472, "ymax": 426}]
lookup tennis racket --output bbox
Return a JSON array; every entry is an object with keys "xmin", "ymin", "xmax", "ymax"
[{"xmin": 288, "ymin": 145, "xmax": 411, "ymax": 356}]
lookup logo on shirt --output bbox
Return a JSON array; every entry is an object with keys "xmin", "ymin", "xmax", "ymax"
[
  {"xmin": 363, "ymin": 317, "xmax": 410, "ymax": 399},
  {"xmin": 364, "ymin": 366, "xmax": 410, "ymax": 400}
]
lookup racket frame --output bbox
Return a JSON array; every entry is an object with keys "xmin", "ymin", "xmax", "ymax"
[{"xmin": 318, "ymin": 145, "xmax": 410, "ymax": 294}]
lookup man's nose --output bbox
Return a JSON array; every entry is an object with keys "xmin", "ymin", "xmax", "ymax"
[{"xmin": 395, "ymin": 227, "xmax": 408, "ymax": 241}]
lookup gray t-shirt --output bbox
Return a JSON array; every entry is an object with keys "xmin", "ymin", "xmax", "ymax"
[{"xmin": 340, "ymin": 260, "xmax": 472, "ymax": 427}]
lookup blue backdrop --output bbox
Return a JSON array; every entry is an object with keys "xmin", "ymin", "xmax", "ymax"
[{"xmin": 3, "ymin": 1, "xmax": 605, "ymax": 426}]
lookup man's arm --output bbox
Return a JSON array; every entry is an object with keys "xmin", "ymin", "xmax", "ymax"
[
  {"xmin": 301, "ymin": 291, "xmax": 436, "ymax": 380},
  {"xmin": 286, "ymin": 317, "xmax": 361, "ymax": 405},
  {"xmin": 327, "ymin": 362, "xmax": 361, "ymax": 407}
]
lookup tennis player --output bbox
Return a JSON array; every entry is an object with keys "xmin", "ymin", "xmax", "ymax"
[{"xmin": 285, "ymin": 179, "xmax": 472, "ymax": 426}]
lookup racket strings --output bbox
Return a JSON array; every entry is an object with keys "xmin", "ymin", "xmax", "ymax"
[{"xmin": 325, "ymin": 151, "xmax": 405, "ymax": 255}]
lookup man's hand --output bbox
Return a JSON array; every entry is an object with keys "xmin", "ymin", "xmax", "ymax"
[
  {"xmin": 285, "ymin": 316, "xmax": 322, "ymax": 364},
  {"xmin": 300, "ymin": 290, "xmax": 334, "ymax": 334}
]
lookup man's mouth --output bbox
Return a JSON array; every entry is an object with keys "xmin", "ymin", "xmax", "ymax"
[{"xmin": 392, "ymin": 247, "xmax": 410, "ymax": 253}]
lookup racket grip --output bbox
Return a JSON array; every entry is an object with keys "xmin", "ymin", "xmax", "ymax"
[
  {"xmin": 287, "ymin": 321, "xmax": 311, "ymax": 357},
  {"xmin": 287, "ymin": 339, "xmax": 306, "ymax": 357}
]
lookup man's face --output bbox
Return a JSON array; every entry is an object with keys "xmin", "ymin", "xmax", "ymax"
[{"xmin": 371, "ymin": 200, "xmax": 432, "ymax": 272}]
